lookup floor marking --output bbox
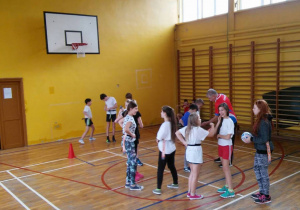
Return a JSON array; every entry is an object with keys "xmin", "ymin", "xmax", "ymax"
[
  {"xmin": 1, "ymin": 155, "xmax": 118, "ymax": 183},
  {"xmin": 0, "ymin": 182, "xmax": 30, "ymax": 210},
  {"xmin": 0, "ymin": 141, "xmax": 157, "ymax": 174},
  {"xmin": 213, "ymin": 170, "xmax": 300, "ymax": 210},
  {"xmin": 7, "ymin": 171, "xmax": 60, "ymax": 210},
  {"xmin": 103, "ymin": 150, "xmax": 221, "ymax": 191}
]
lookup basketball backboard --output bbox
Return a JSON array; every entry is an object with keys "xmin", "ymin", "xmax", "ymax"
[{"xmin": 44, "ymin": 11, "xmax": 100, "ymax": 54}]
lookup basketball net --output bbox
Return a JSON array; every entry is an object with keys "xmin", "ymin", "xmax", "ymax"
[{"xmin": 72, "ymin": 43, "xmax": 88, "ymax": 58}]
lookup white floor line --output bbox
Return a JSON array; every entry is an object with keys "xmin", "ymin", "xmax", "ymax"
[
  {"xmin": 0, "ymin": 140, "xmax": 157, "ymax": 174},
  {"xmin": 0, "ymin": 182, "xmax": 30, "ymax": 210},
  {"xmin": 213, "ymin": 170, "xmax": 300, "ymax": 210},
  {"xmin": 7, "ymin": 171, "xmax": 60, "ymax": 210},
  {"xmin": 1, "ymin": 155, "xmax": 118, "ymax": 183},
  {"xmin": 103, "ymin": 150, "xmax": 221, "ymax": 193}
]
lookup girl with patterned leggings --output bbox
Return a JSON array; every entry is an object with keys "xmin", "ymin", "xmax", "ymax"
[
  {"xmin": 123, "ymin": 101, "xmax": 143, "ymax": 191},
  {"xmin": 244, "ymin": 99, "xmax": 274, "ymax": 204}
]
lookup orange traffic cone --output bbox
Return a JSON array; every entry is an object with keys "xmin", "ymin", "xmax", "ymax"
[{"xmin": 68, "ymin": 143, "xmax": 76, "ymax": 159}]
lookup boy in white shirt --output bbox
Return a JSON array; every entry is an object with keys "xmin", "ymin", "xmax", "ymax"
[
  {"xmin": 100, "ymin": 93, "xmax": 118, "ymax": 143},
  {"xmin": 79, "ymin": 98, "xmax": 95, "ymax": 144}
]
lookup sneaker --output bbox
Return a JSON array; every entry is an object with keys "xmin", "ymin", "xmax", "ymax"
[
  {"xmin": 217, "ymin": 185, "xmax": 228, "ymax": 193},
  {"xmin": 125, "ymin": 183, "xmax": 130, "ymax": 189},
  {"xmin": 214, "ymin": 157, "xmax": 221, "ymax": 163},
  {"xmin": 251, "ymin": 192, "xmax": 262, "ymax": 199},
  {"xmin": 167, "ymin": 184, "xmax": 179, "ymax": 189},
  {"xmin": 189, "ymin": 194, "xmax": 204, "ymax": 200},
  {"xmin": 184, "ymin": 167, "xmax": 191, "ymax": 172},
  {"xmin": 220, "ymin": 189, "xmax": 235, "ymax": 198},
  {"xmin": 79, "ymin": 139, "xmax": 84, "ymax": 144},
  {"xmin": 89, "ymin": 137, "xmax": 96, "ymax": 141},
  {"xmin": 137, "ymin": 158, "xmax": 143, "ymax": 166},
  {"xmin": 254, "ymin": 195, "xmax": 271, "ymax": 204},
  {"xmin": 130, "ymin": 184, "xmax": 144, "ymax": 191},
  {"xmin": 219, "ymin": 163, "xmax": 233, "ymax": 168},
  {"xmin": 112, "ymin": 136, "xmax": 116, "ymax": 142},
  {"xmin": 187, "ymin": 192, "xmax": 190, "ymax": 198},
  {"xmin": 106, "ymin": 138, "xmax": 111, "ymax": 143},
  {"xmin": 135, "ymin": 172, "xmax": 144, "ymax": 182},
  {"xmin": 152, "ymin": 189, "xmax": 161, "ymax": 195}
]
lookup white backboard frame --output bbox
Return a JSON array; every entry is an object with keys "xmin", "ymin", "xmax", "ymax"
[{"xmin": 44, "ymin": 11, "xmax": 100, "ymax": 54}]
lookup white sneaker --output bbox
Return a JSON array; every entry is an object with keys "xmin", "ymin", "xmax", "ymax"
[
  {"xmin": 79, "ymin": 139, "xmax": 84, "ymax": 144},
  {"xmin": 89, "ymin": 137, "xmax": 96, "ymax": 141}
]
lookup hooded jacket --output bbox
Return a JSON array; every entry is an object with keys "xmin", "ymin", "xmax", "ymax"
[{"xmin": 251, "ymin": 114, "xmax": 274, "ymax": 154}]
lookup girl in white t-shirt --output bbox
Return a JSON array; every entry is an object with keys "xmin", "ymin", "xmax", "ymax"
[
  {"xmin": 152, "ymin": 106, "xmax": 178, "ymax": 195},
  {"xmin": 214, "ymin": 103, "xmax": 235, "ymax": 198},
  {"xmin": 176, "ymin": 114, "xmax": 215, "ymax": 200}
]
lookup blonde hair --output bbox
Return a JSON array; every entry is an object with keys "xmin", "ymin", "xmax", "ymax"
[{"xmin": 185, "ymin": 113, "xmax": 199, "ymax": 143}]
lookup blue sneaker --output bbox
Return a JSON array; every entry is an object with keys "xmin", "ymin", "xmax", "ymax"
[
  {"xmin": 220, "ymin": 189, "xmax": 235, "ymax": 198},
  {"xmin": 217, "ymin": 185, "xmax": 228, "ymax": 193},
  {"xmin": 125, "ymin": 183, "xmax": 130, "ymax": 189},
  {"xmin": 137, "ymin": 158, "xmax": 143, "ymax": 166},
  {"xmin": 130, "ymin": 184, "xmax": 144, "ymax": 191}
]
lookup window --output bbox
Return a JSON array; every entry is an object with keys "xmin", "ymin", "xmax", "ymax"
[
  {"xmin": 182, "ymin": 0, "xmax": 228, "ymax": 23},
  {"xmin": 236, "ymin": 0, "xmax": 287, "ymax": 11}
]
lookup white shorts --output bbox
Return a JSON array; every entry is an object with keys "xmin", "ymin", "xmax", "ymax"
[{"xmin": 186, "ymin": 146, "xmax": 203, "ymax": 164}]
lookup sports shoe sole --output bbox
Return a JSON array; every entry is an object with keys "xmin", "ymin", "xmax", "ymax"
[
  {"xmin": 167, "ymin": 185, "xmax": 179, "ymax": 189},
  {"xmin": 130, "ymin": 186, "xmax": 144, "ymax": 191},
  {"xmin": 152, "ymin": 190, "xmax": 161, "ymax": 195},
  {"xmin": 254, "ymin": 200, "xmax": 271, "ymax": 204},
  {"xmin": 220, "ymin": 194, "xmax": 235, "ymax": 198},
  {"xmin": 189, "ymin": 195, "xmax": 204, "ymax": 200}
]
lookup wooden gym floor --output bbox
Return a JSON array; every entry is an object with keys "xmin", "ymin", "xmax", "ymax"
[{"xmin": 0, "ymin": 126, "xmax": 299, "ymax": 209}]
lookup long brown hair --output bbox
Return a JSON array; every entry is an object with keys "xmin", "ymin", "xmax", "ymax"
[
  {"xmin": 185, "ymin": 113, "xmax": 199, "ymax": 143},
  {"xmin": 253, "ymin": 99, "xmax": 273, "ymax": 135},
  {"xmin": 162, "ymin": 106, "xmax": 177, "ymax": 142},
  {"xmin": 216, "ymin": 103, "xmax": 229, "ymax": 135}
]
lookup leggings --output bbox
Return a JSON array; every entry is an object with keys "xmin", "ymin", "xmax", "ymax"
[
  {"xmin": 125, "ymin": 141, "xmax": 137, "ymax": 185},
  {"xmin": 254, "ymin": 152, "xmax": 270, "ymax": 195},
  {"xmin": 157, "ymin": 151, "xmax": 178, "ymax": 189},
  {"xmin": 230, "ymin": 122, "xmax": 237, "ymax": 165}
]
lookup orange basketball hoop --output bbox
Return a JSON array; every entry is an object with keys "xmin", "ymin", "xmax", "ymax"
[{"xmin": 71, "ymin": 43, "xmax": 88, "ymax": 58}]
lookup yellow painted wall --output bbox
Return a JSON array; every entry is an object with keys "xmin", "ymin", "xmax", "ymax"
[{"xmin": 0, "ymin": 0, "xmax": 178, "ymax": 145}]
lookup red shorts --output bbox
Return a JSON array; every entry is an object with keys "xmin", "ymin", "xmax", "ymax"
[{"xmin": 218, "ymin": 145, "xmax": 233, "ymax": 160}]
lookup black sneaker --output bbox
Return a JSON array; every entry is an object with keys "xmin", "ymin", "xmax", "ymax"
[
  {"xmin": 251, "ymin": 192, "xmax": 262, "ymax": 199},
  {"xmin": 112, "ymin": 136, "xmax": 116, "ymax": 142},
  {"xmin": 214, "ymin": 157, "xmax": 221, "ymax": 163},
  {"xmin": 106, "ymin": 137, "xmax": 111, "ymax": 143},
  {"xmin": 219, "ymin": 163, "xmax": 232, "ymax": 168},
  {"xmin": 254, "ymin": 195, "xmax": 271, "ymax": 204}
]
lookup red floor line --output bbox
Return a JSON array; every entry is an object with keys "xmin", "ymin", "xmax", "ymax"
[
  {"xmin": 100, "ymin": 153, "xmax": 245, "ymax": 202},
  {"xmin": 0, "ymin": 162, "xmax": 108, "ymax": 190},
  {"xmin": 187, "ymin": 140, "xmax": 284, "ymax": 209}
]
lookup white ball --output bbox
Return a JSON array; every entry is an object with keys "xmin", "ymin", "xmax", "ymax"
[{"xmin": 241, "ymin": 132, "xmax": 252, "ymax": 143}]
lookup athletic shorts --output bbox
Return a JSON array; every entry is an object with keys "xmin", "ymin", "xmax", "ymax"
[
  {"xmin": 106, "ymin": 114, "xmax": 116, "ymax": 122},
  {"xmin": 84, "ymin": 118, "xmax": 93, "ymax": 126},
  {"xmin": 218, "ymin": 145, "xmax": 233, "ymax": 160}
]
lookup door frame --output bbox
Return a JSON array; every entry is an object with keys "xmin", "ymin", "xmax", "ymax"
[{"xmin": 0, "ymin": 78, "xmax": 27, "ymax": 149}]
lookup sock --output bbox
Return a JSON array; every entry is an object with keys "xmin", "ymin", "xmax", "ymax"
[
  {"xmin": 225, "ymin": 185, "xmax": 228, "ymax": 188},
  {"xmin": 228, "ymin": 189, "xmax": 234, "ymax": 192},
  {"xmin": 107, "ymin": 136, "xmax": 109, "ymax": 139}
]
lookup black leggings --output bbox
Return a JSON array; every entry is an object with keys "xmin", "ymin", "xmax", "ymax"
[
  {"xmin": 157, "ymin": 151, "xmax": 178, "ymax": 189},
  {"xmin": 230, "ymin": 122, "xmax": 237, "ymax": 165}
]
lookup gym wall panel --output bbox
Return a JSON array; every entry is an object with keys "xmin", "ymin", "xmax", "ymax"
[{"xmin": 176, "ymin": 0, "xmax": 300, "ymax": 140}]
